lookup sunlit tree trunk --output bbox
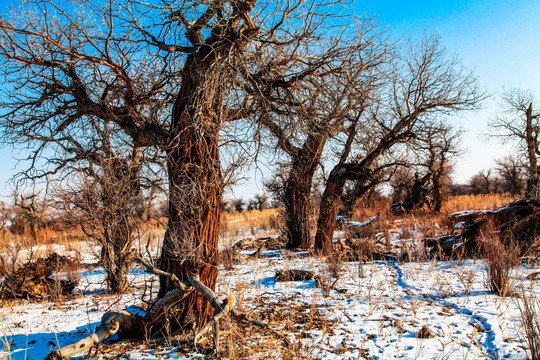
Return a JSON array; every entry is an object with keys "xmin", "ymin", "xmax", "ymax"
[
  {"xmin": 158, "ymin": 55, "xmax": 223, "ymax": 331},
  {"xmin": 525, "ymin": 103, "xmax": 539, "ymax": 198}
]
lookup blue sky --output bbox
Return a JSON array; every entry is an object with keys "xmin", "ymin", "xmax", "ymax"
[
  {"xmin": 0, "ymin": 0, "xmax": 539, "ymax": 200},
  {"xmin": 356, "ymin": 0, "xmax": 540, "ymax": 185}
]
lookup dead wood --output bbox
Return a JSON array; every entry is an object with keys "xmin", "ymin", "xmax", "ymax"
[
  {"xmin": 232, "ymin": 236, "xmax": 287, "ymax": 251},
  {"xmin": 275, "ymin": 269, "xmax": 320, "ymax": 286},
  {"xmin": 0, "ymin": 253, "xmax": 77, "ymax": 300},
  {"xmin": 390, "ymin": 172, "xmax": 432, "ymax": 215},
  {"xmin": 225, "ymin": 236, "xmax": 288, "ymax": 266},
  {"xmin": 46, "ymin": 254, "xmax": 287, "ymax": 359},
  {"xmin": 333, "ymin": 237, "xmax": 397, "ymax": 262},
  {"xmin": 426, "ymin": 199, "xmax": 540, "ymax": 258},
  {"xmin": 45, "ymin": 311, "xmax": 133, "ymax": 360}
]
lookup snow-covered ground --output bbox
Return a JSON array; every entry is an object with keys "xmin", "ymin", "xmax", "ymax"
[{"xmin": 0, "ymin": 243, "xmax": 537, "ymax": 360}]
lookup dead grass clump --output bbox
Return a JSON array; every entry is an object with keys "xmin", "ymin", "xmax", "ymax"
[
  {"xmin": 480, "ymin": 231, "xmax": 519, "ymax": 297},
  {"xmin": 517, "ymin": 289, "xmax": 540, "ymax": 360}
]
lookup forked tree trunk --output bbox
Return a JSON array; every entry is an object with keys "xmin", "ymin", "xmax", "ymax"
[{"xmin": 158, "ymin": 55, "xmax": 224, "ymax": 333}]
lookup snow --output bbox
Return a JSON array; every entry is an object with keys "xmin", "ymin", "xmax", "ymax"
[
  {"xmin": 0, "ymin": 246, "xmax": 537, "ymax": 359},
  {"xmin": 347, "ymin": 216, "xmax": 378, "ymax": 227}
]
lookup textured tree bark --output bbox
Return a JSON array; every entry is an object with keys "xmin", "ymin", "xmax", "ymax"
[
  {"xmin": 314, "ymin": 164, "xmax": 372, "ymax": 255},
  {"xmin": 284, "ymin": 136, "xmax": 326, "ymax": 249},
  {"xmin": 283, "ymin": 170, "xmax": 315, "ymax": 250},
  {"xmin": 158, "ymin": 56, "xmax": 223, "ymax": 332},
  {"xmin": 314, "ymin": 170, "xmax": 347, "ymax": 255}
]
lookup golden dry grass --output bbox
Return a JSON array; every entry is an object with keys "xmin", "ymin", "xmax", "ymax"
[
  {"xmin": 220, "ymin": 208, "xmax": 283, "ymax": 241},
  {"xmin": 441, "ymin": 193, "xmax": 519, "ymax": 213}
]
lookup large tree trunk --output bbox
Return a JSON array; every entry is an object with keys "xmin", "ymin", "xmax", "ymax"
[
  {"xmin": 283, "ymin": 177, "xmax": 313, "ymax": 249},
  {"xmin": 284, "ymin": 135, "xmax": 326, "ymax": 249},
  {"xmin": 314, "ymin": 164, "xmax": 372, "ymax": 254},
  {"xmin": 158, "ymin": 56, "xmax": 223, "ymax": 332},
  {"xmin": 314, "ymin": 174, "xmax": 346, "ymax": 254}
]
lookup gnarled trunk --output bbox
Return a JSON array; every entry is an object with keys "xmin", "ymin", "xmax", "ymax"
[
  {"xmin": 159, "ymin": 57, "xmax": 223, "ymax": 333},
  {"xmin": 284, "ymin": 136, "xmax": 326, "ymax": 249},
  {"xmin": 314, "ymin": 164, "xmax": 372, "ymax": 254},
  {"xmin": 314, "ymin": 175, "xmax": 345, "ymax": 255},
  {"xmin": 284, "ymin": 176, "xmax": 313, "ymax": 249}
]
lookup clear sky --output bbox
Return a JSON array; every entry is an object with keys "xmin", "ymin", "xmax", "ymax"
[
  {"xmin": 0, "ymin": 0, "xmax": 538, "ymax": 200},
  {"xmin": 359, "ymin": 0, "xmax": 540, "ymax": 181}
]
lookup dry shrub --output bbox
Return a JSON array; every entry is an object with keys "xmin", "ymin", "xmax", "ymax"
[
  {"xmin": 480, "ymin": 230, "xmax": 519, "ymax": 297},
  {"xmin": 517, "ymin": 289, "xmax": 540, "ymax": 360},
  {"xmin": 319, "ymin": 254, "xmax": 342, "ymax": 296}
]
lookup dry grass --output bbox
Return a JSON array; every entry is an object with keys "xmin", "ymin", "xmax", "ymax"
[
  {"xmin": 480, "ymin": 229, "xmax": 519, "ymax": 297},
  {"xmin": 220, "ymin": 209, "xmax": 282, "ymax": 245},
  {"xmin": 442, "ymin": 194, "xmax": 519, "ymax": 213},
  {"xmin": 517, "ymin": 289, "xmax": 540, "ymax": 360}
]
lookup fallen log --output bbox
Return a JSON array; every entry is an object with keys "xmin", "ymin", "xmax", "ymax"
[
  {"xmin": 46, "ymin": 253, "xmax": 288, "ymax": 359},
  {"xmin": 0, "ymin": 253, "xmax": 77, "ymax": 300},
  {"xmin": 426, "ymin": 199, "xmax": 540, "ymax": 258},
  {"xmin": 275, "ymin": 269, "xmax": 320, "ymax": 286}
]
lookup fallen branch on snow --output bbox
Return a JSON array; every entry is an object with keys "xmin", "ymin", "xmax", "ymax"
[{"xmin": 45, "ymin": 253, "xmax": 288, "ymax": 359}]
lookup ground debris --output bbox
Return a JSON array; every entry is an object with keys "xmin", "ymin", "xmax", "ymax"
[
  {"xmin": 426, "ymin": 199, "xmax": 540, "ymax": 257},
  {"xmin": 0, "ymin": 253, "xmax": 77, "ymax": 300}
]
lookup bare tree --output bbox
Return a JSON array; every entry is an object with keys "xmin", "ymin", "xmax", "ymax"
[
  {"xmin": 495, "ymin": 155, "xmax": 526, "ymax": 195},
  {"xmin": 232, "ymin": 198, "xmax": 245, "ymax": 213},
  {"xmin": 468, "ymin": 169, "xmax": 496, "ymax": 195},
  {"xmin": 414, "ymin": 122, "xmax": 462, "ymax": 212},
  {"xmin": 488, "ymin": 89, "xmax": 540, "ymax": 198},
  {"xmin": 254, "ymin": 21, "xmax": 388, "ymax": 249},
  {"xmin": 53, "ymin": 129, "xmax": 160, "ymax": 293},
  {"xmin": 253, "ymin": 193, "xmax": 269, "ymax": 211},
  {"xmin": 314, "ymin": 35, "xmax": 483, "ymax": 254},
  {"xmin": 0, "ymin": 0, "xmax": 377, "ymax": 333},
  {"xmin": 9, "ymin": 192, "xmax": 49, "ymax": 237}
]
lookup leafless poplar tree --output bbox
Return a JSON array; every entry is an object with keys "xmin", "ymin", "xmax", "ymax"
[
  {"xmin": 0, "ymin": 0, "xmax": 377, "ymax": 332},
  {"xmin": 488, "ymin": 89, "xmax": 540, "ymax": 198},
  {"xmin": 314, "ymin": 35, "xmax": 483, "ymax": 254},
  {"xmin": 253, "ymin": 21, "xmax": 388, "ymax": 249}
]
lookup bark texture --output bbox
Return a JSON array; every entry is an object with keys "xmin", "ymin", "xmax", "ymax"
[
  {"xmin": 159, "ymin": 6, "xmax": 258, "ymax": 331},
  {"xmin": 284, "ymin": 135, "xmax": 327, "ymax": 249}
]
